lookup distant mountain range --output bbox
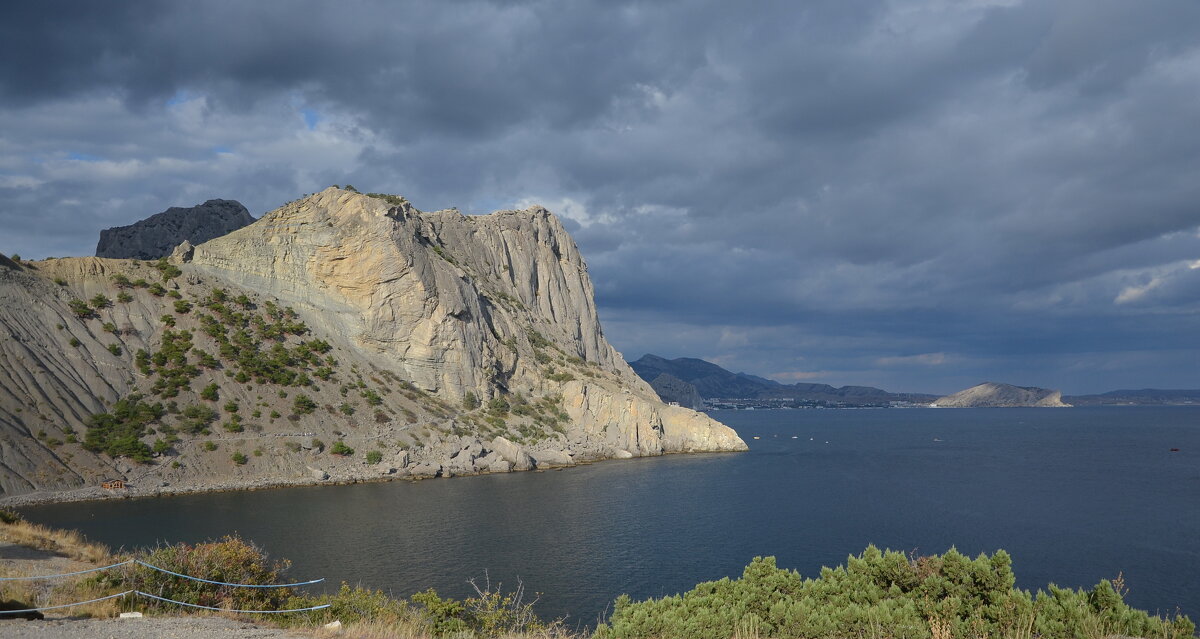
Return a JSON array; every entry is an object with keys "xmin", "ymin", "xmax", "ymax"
[
  {"xmin": 629, "ymin": 354, "xmax": 936, "ymax": 407},
  {"xmin": 629, "ymin": 354, "xmax": 1200, "ymax": 408}
]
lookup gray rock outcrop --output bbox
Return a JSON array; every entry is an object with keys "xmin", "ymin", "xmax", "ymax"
[
  {"xmin": 648, "ymin": 373, "xmax": 705, "ymax": 410},
  {"xmin": 932, "ymin": 382, "xmax": 1071, "ymax": 408},
  {"xmin": 96, "ymin": 199, "xmax": 254, "ymax": 259}
]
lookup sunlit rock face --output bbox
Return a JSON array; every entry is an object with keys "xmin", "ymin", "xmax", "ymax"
[{"xmin": 0, "ymin": 188, "xmax": 745, "ymax": 500}]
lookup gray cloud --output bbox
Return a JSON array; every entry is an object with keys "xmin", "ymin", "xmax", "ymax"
[{"xmin": 1, "ymin": 0, "xmax": 1198, "ymax": 393}]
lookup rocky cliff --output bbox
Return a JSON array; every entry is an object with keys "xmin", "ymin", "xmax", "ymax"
[
  {"xmin": 0, "ymin": 188, "xmax": 745, "ymax": 502},
  {"xmin": 932, "ymin": 382, "xmax": 1071, "ymax": 408},
  {"xmin": 95, "ymin": 199, "xmax": 255, "ymax": 259},
  {"xmin": 647, "ymin": 373, "xmax": 705, "ymax": 410}
]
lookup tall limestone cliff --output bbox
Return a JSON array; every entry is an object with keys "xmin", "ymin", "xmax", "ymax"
[
  {"xmin": 0, "ymin": 188, "xmax": 745, "ymax": 501},
  {"xmin": 96, "ymin": 199, "xmax": 255, "ymax": 259}
]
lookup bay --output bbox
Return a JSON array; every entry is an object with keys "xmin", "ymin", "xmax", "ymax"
[{"xmin": 20, "ymin": 406, "xmax": 1200, "ymax": 625}]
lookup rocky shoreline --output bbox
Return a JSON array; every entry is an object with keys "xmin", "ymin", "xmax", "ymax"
[{"xmin": 0, "ymin": 444, "xmax": 741, "ymax": 507}]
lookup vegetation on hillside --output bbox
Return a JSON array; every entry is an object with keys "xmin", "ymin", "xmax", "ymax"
[{"xmin": 83, "ymin": 394, "xmax": 164, "ymax": 462}]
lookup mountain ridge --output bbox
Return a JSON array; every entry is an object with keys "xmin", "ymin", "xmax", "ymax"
[
  {"xmin": 95, "ymin": 199, "xmax": 255, "ymax": 260},
  {"xmin": 629, "ymin": 354, "xmax": 936, "ymax": 406},
  {"xmin": 0, "ymin": 188, "xmax": 744, "ymax": 502}
]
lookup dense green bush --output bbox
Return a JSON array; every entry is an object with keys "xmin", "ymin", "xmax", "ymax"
[
  {"xmin": 117, "ymin": 536, "xmax": 293, "ymax": 612},
  {"xmin": 68, "ymin": 298, "xmax": 92, "ymax": 318},
  {"xmin": 596, "ymin": 547, "xmax": 1196, "ymax": 639},
  {"xmin": 154, "ymin": 257, "xmax": 182, "ymax": 281},
  {"xmin": 178, "ymin": 403, "xmax": 217, "ymax": 434},
  {"xmin": 84, "ymin": 395, "xmax": 163, "ymax": 462},
  {"xmin": 330, "ymin": 441, "xmax": 354, "ymax": 456},
  {"xmin": 293, "ymin": 394, "xmax": 317, "ymax": 414}
]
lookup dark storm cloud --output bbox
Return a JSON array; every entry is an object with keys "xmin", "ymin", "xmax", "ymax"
[{"xmin": 1, "ymin": 0, "xmax": 1198, "ymax": 393}]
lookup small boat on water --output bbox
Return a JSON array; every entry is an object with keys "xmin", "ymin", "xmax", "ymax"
[
  {"xmin": 752, "ymin": 436, "xmax": 761, "ymax": 440},
  {"xmin": 791, "ymin": 436, "xmax": 798, "ymax": 439}
]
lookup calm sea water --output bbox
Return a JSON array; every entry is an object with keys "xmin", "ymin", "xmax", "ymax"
[{"xmin": 20, "ymin": 407, "xmax": 1200, "ymax": 625}]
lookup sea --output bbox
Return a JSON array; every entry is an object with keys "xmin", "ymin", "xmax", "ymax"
[{"xmin": 19, "ymin": 406, "xmax": 1200, "ymax": 626}]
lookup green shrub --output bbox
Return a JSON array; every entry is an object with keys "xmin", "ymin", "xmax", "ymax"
[
  {"xmin": 462, "ymin": 391, "xmax": 481, "ymax": 410},
  {"xmin": 174, "ymin": 300, "xmax": 192, "ymax": 314},
  {"xmin": 69, "ymin": 337, "xmax": 81, "ymax": 347},
  {"xmin": 231, "ymin": 451, "xmax": 248, "ymax": 465},
  {"xmin": 179, "ymin": 404, "xmax": 218, "ymax": 434},
  {"xmin": 203, "ymin": 440, "xmax": 217, "ymax": 451},
  {"xmin": 365, "ymin": 450, "xmax": 383, "ymax": 464},
  {"xmin": 68, "ymin": 298, "xmax": 92, "ymax": 318},
  {"xmin": 330, "ymin": 441, "xmax": 354, "ymax": 456},
  {"xmin": 361, "ymin": 389, "xmax": 382, "ymax": 406},
  {"xmin": 280, "ymin": 583, "xmax": 412, "ymax": 628},
  {"xmin": 89, "ymin": 293, "xmax": 110, "ymax": 309},
  {"xmin": 119, "ymin": 536, "xmax": 291, "ymax": 612},
  {"xmin": 54, "ymin": 277, "xmax": 67, "ymax": 286},
  {"xmin": 223, "ymin": 400, "xmax": 239, "ymax": 413},
  {"xmin": 116, "ymin": 291, "xmax": 133, "ymax": 303},
  {"xmin": 106, "ymin": 343, "xmax": 122, "ymax": 356},
  {"xmin": 293, "ymin": 394, "xmax": 316, "ymax": 415},
  {"xmin": 526, "ymin": 328, "xmax": 551, "ymax": 349},
  {"xmin": 84, "ymin": 395, "xmax": 163, "ymax": 462},
  {"xmin": 154, "ymin": 257, "xmax": 182, "ymax": 281},
  {"xmin": 596, "ymin": 547, "xmax": 1196, "ymax": 639},
  {"xmin": 339, "ymin": 402, "xmax": 355, "ymax": 416},
  {"xmin": 197, "ymin": 383, "xmax": 218, "ymax": 401}
]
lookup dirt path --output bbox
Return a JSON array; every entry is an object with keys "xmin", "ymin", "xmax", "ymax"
[
  {"xmin": 0, "ymin": 539, "xmax": 311, "ymax": 638},
  {"xmin": 0, "ymin": 615, "xmax": 311, "ymax": 638}
]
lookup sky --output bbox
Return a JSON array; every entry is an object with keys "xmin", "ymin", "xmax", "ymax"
[{"xmin": 1, "ymin": 0, "xmax": 1198, "ymax": 395}]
